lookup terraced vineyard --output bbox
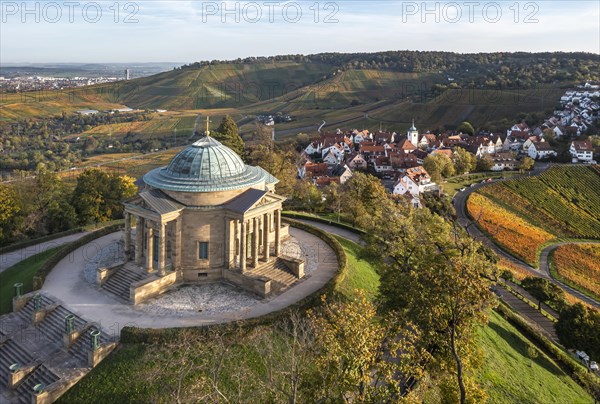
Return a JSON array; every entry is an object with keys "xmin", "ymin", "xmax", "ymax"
[
  {"xmin": 551, "ymin": 244, "xmax": 600, "ymax": 300},
  {"xmin": 467, "ymin": 165, "xmax": 600, "ymax": 264}
]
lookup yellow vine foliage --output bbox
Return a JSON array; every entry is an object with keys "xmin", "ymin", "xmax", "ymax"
[
  {"xmin": 553, "ymin": 244, "xmax": 600, "ymax": 298},
  {"xmin": 467, "ymin": 193, "xmax": 554, "ymax": 264}
]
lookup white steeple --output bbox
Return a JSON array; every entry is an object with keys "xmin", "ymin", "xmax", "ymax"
[{"xmin": 408, "ymin": 120, "xmax": 419, "ymax": 147}]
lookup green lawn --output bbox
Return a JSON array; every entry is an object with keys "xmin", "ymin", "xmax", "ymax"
[
  {"xmin": 443, "ymin": 172, "xmax": 520, "ymax": 196},
  {"xmin": 0, "ymin": 247, "xmax": 61, "ymax": 314},
  {"xmin": 475, "ymin": 311, "xmax": 592, "ymax": 404},
  {"xmin": 334, "ymin": 236, "xmax": 380, "ymax": 300}
]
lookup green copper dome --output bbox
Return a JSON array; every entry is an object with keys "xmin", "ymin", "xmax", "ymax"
[{"xmin": 143, "ymin": 137, "xmax": 278, "ymax": 192}]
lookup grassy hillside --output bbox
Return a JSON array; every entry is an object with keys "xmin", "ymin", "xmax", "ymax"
[
  {"xmin": 475, "ymin": 310, "xmax": 592, "ymax": 403},
  {"xmin": 468, "ymin": 165, "xmax": 600, "ymax": 264},
  {"xmin": 88, "ymin": 62, "xmax": 335, "ymax": 110}
]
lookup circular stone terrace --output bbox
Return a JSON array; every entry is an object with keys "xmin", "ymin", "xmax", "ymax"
[{"xmin": 41, "ymin": 226, "xmax": 338, "ymax": 331}]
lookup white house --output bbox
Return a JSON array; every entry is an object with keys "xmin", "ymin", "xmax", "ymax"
[
  {"xmin": 570, "ymin": 140, "xmax": 595, "ymax": 163},
  {"xmin": 345, "ymin": 152, "xmax": 367, "ymax": 170},
  {"xmin": 322, "ymin": 149, "xmax": 341, "ymax": 165},
  {"xmin": 321, "ymin": 143, "xmax": 345, "ymax": 160},
  {"xmin": 304, "ymin": 141, "xmax": 321, "ymax": 156},
  {"xmin": 528, "ymin": 142, "xmax": 557, "ymax": 160},
  {"xmin": 393, "ymin": 166, "xmax": 438, "ymax": 198},
  {"xmin": 491, "ymin": 152, "xmax": 518, "ymax": 171}
]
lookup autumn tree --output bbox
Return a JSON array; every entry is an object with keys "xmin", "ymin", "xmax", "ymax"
[
  {"xmin": 452, "ymin": 148, "xmax": 477, "ymax": 175},
  {"xmin": 308, "ymin": 292, "xmax": 428, "ymax": 402},
  {"xmin": 213, "ymin": 115, "xmax": 244, "ymax": 157},
  {"xmin": 322, "ymin": 182, "xmax": 343, "ymax": 222},
  {"xmin": 373, "ymin": 209, "xmax": 495, "ymax": 403},
  {"xmin": 555, "ymin": 303, "xmax": 600, "ymax": 360},
  {"xmin": 340, "ymin": 172, "xmax": 394, "ymax": 228},
  {"xmin": 71, "ymin": 169, "xmax": 137, "ymax": 225},
  {"xmin": 475, "ymin": 155, "xmax": 493, "ymax": 172},
  {"xmin": 456, "ymin": 121, "xmax": 475, "ymax": 136},
  {"xmin": 424, "ymin": 153, "xmax": 455, "ymax": 183},
  {"xmin": 255, "ymin": 312, "xmax": 315, "ymax": 404},
  {"xmin": 0, "ymin": 185, "xmax": 22, "ymax": 243},
  {"xmin": 521, "ymin": 277, "xmax": 565, "ymax": 311},
  {"xmin": 518, "ymin": 157, "xmax": 535, "ymax": 171},
  {"xmin": 246, "ymin": 144, "xmax": 297, "ymax": 196},
  {"xmin": 292, "ymin": 181, "xmax": 322, "ymax": 212}
]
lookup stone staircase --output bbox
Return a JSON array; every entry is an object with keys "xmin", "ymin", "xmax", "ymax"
[
  {"xmin": 0, "ymin": 340, "xmax": 35, "ymax": 387},
  {"xmin": 68, "ymin": 326, "xmax": 113, "ymax": 366},
  {"xmin": 0, "ymin": 292, "xmax": 118, "ymax": 403},
  {"xmin": 14, "ymin": 365, "xmax": 60, "ymax": 404},
  {"xmin": 252, "ymin": 258, "xmax": 299, "ymax": 293},
  {"xmin": 102, "ymin": 264, "xmax": 147, "ymax": 301},
  {"xmin": 37, "ymin": 306, "xmax": 87, "ymax": 343},
  {"xmin": 15, "ymin": 295, "xmax": 55, "ymax": 323}
]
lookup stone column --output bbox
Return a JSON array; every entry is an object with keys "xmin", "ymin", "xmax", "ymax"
[
  {"xmin": 124, "ymin": 212, "xmax": 131, "ymax": 260},
  {"xmin": 240, "ymin": 220, "xmax": 247, "ymax": 272},
  {"xmin": 263, "ymin": 212, "xmax": 270, "ymax": 262},
  {"xmin": 135, "ymin": 216, "xmax": 144, "ymax": 265},
  {"xmin": 146, "ymin": 221, "xmax": 154, "ymax": 272},
  {"xmin": 224, "ymin": 218, "xmax": 231, "ymax": 269},
  {"xmin": 157, "ymin": 222, "xmax": 166, "ymax": 276},
  {"xmin": 274, "ymin": 209, "xmax": 281, "ymax": 256},
  {"xmin": 172, "ymin": 217, "xmax": 182, "ymax": 269},
  {"xmin": 252, "ymin": 217, "xmax": 259, "ymax": 268}
]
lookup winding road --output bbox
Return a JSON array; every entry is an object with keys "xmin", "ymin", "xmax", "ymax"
[{"xmin": 452, "ymin": 164, "xmax": 600, "ymax": 309}]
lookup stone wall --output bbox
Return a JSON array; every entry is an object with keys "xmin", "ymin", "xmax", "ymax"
[
  {"xmin": 223, "ymin": 270, "xmax": 271, "ymax": 298},
  {"xmin": 130, "ymin": 271, "xmax": 181, "ymax": 305}
]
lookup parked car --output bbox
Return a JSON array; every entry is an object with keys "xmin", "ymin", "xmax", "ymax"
[
  {"xmin": 590, "ymin": 361, "xmax": 599, "ymax": 371},
  {"xmin": 576, "ymin": 350, "xmax": 590, "ymax": 364}
]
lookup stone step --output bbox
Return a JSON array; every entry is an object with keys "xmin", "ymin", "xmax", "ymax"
[
  {"xmin": 102, "ymin": 268, "xmax": 147, "ymax": 300},
  {"xmin": 15, "ymin": 295, "xmax": 55, "ymax": 323},
  {"xmin": 102, "ymin": 279, "xmax": 130, "ymax": 300},
  {"xmin": 37, "ymin": 306, "xmax": 87, "ymax": 342},
  {"xmin": 15, "ymin": 365, "xmax": 59, "ymax": 404},
  {"xmin": 252, "ymin": 259, "xmax": 298, "ymax": 292},
  {"xmin": 0, "ymin": 339, "xmax": 34, "ymax": 386},
  {"xmin": 68, "ymin": 326, "xmax": 113, "ymax": 366}
]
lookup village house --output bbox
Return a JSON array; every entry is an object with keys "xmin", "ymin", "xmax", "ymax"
[
  {"xmin": 528, "ymin": 141, "xmax": 557, "ymax": 160},
  {"xmin": 491, "ymin": 152, "xmax": 518, "ymax": 171},
  {"xmin": 570, "ymin": 140, "xmax": 595, "ymax": 163},
  {"xmin": 392, "ymin": 166, "xmax": 439, "ymax": 208},
  {"xmin": 360, "ymin": 144, "xmax": 387, "ymax": 163},
  {"xmin": 345, "ymin": 152, "xmax": 368, "ymax": 170}
]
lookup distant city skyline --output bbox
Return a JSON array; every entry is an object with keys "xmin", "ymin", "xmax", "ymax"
[{"xmin": 1, "ymin": 1, "xmax": 598, "ymax": 63}]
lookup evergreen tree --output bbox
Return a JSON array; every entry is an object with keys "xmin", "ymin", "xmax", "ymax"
[{"xmin": 213, "ymin": 116, "xmax": 245, "ymax": 157}]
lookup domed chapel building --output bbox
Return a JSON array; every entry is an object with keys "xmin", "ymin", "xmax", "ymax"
[{"xmin": 121, "ymin": 136, "xmax": 304, "ymax": 299}]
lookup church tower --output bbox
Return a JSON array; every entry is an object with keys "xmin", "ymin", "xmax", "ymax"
[{"xmin": 408, "ymin": 120, "xmax": 419, "ymax": 147}]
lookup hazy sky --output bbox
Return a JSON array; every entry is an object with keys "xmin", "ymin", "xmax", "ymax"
[{"xmin": 1, "ymin": 0, "xmax": 599, "ymax": 63}]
